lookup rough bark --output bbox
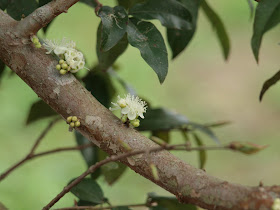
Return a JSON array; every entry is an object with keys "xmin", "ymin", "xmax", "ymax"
[{"xmin": 0, "ymin": 1, "xmax": 279, "ymax": 209}]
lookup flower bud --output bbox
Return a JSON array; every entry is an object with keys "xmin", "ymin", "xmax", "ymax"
[
  {"xmin": 66, "ymin": 116, "xmax": 72, "ymax": 124},
  {"xmin": 59, "ymin": 59, "xmax": 65, "ymax": 65},
  {"xmin": 60, "ymin": 69, "xmax": 67, "ymax": 75},
  {"xmin": 72, "ymin": 116, "xmax": 78, "ymax": 122},
  {"xmin": 121, "ymin": 115, "xmax": 128, "ymax": 123},
  {"xmin": 70, "ymin": 122, "xmax": 75, "ymax": 128},
  {"xmin": 117, "ymin": 98, "xmax": 127, "ymax": 108},
  {"xmin": 35, "ymin": 43, "xmax": 41, "ymax": 48},
  {"xmin": 56, "ymin": 64, "xmax": 61, "ymax": 70},
  {"xmin": 61, "ymin": 63, "xmax": 68, "ymax": 70},
  {"xmin": 131, "ymin": 119, "xmax": 140, "ymax": 127},
  {"xmin": 75, "ymin": 121, "xmax": 81, "ymax": 127}
]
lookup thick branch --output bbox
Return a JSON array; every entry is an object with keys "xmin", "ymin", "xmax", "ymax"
[{"xmin": 0, "ymin": 4, "xmax": 279, "ymax": 210}]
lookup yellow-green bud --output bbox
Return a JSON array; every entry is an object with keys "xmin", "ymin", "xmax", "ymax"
[
  {"xmin": 56, "ymin": 64, "xmax": 61, "ymax": 70},
  {"xmin": 35, "ymin": 43, "xmax": 41, "ymax": 48},
  {"xmin": 59, "ymin": 59, "xmax": 65, "ymax": 65},
  {"xmin": 33, "ymin": 39, "xmax": 39, "ymax": 45},
  {"xmin": 121, "ymin": 115, "xmax": 128, "ymax": 123},
  {"xmin": 60, "ymin": 69, "xmax": 67, "ymax": 75},
  {"xmin": 117, "ymin": 99, "xmax": 127, "ymax": 108},
  {"xmin": 131, "ymin": 119, "xmax": 140, "ymax": 127},
  {"xmin": 66, "ymin": 116, "xmax": 72, "ymax": 124},
  {"xmin": 72, "ymin": 116, "xmax": 78, "ymax": 122},
  {"xmin": 67, "ymin": 66, "xmax": 71, "ymax": 71},
  {"xmin": 61, "ymin": 63, "xmax": 68, "ymax": 70},
  {"xmin": 70, "ymin": 122, "xmax": 75, "ymax": 128},
  {"xmin": 75, "ymin": 121, "xmax": 81, "ymax": 127}
]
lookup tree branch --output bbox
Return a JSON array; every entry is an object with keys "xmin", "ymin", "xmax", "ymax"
[
  {"xmin": 54, "ymin": 203, "xmax": 147, "ymax": 210},
  {"xmin": 0, "ymin": 2, "xmax": 278, "ymax": 210}
]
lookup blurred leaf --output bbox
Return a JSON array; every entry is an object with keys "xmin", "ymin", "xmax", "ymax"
[
  {"xmin": 193, "ymin": 133, "xmax": 206, "ymax": 169},
  {"xmin": 201, "ymin": 1, "xmax": 230, "ymax": 60},
  {"xmin": 203, "ymin": 120, "xmax": 231, "ymax": 128},
  {"xmin": 0, "ymin": 0, "xmax": 9, "ymax": 10},
  {"xmin": 96, "ymin": 23, "xmax": 129, "ymax": 71},
  {"xmin": 108, "ymin": 69, "xmax": 136, "ymax": 95},
  {"xmin": 138, "ymin": 108, "xmax": 189, "ymax": 131},
  {"xmin": 77, "ymin": 200, "xmax": 98, "ymax": 206},
  {"xmin": 26, "ymin": 100, "xmax": 57, "ymax": 125},
  {"xmin": 98, "ymin": 6, "xmax": 128, "ymax": 51},
  {"xmin": 167, "ymin": 0, "xmax": 201, "ymax": 59},
  {"xmin": 127, "ymin": 18, "xmax": 168, "ymax": 84},
  {"xmin": 247, "ymin": 0, "xmax": 254, "ymax": 19},
  {"xmin": 130, "ymin": 0, "xmax": 192, "ymax": 30},
  {"xmin": 75, "ymin": 131, "xmax": 101, "ymax": 179},
  {"xmin": 117, "ymin": 0, "xmax": 145, "ymax": 10},
  {"xmin": 259, "ymin": 69, "xmax": 280, "ymax": 101},
  {"xmin": 83, "ymin": 71, "xmax": 116, "ymax": 108},
  {"xmin": 112, "ymin": 207, "xmax": 131, "ymax": 210},
  {"xmin": 7, "ymin": 0, "xmax": 38, "ymax": 20},
  {"xmin": 251, "ymin": 0, "xmax": 280, "ymax": 62},
  {"xmin": 148, "ymin": 193, "xmax": 197, "ymax": 210},
  {"xmin": 188, "ymin": 122, "xmax": 220, "ymax": 144},
  {"xmin": 152, "ymin": 131, "xmax": 170, "ymax": 143},
  {"xmin": 0, "ymin": 60, "xmax": 5, "ymax": 84},
  {"xmin": 229, "ymin": 141, "xmax": 267, "ymax": 155},
  {"xmin": 98, "ymin": 149, "xmax": 127, "ymax": 185},
  {"xmin": 38, "ymin": 0, "xmax": 51, "ymax": 7},
  {"xmin": 80, "ymin": 0, "xmax": 97, "ymax": 8},
  {"xmin": 70, "ymin": 178, "xmax": 104, "ymax": 204}
]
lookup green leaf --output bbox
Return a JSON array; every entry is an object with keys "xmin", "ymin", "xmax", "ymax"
[
  {"xmin": 138, "ymin": 108, "xmax": 189, "ymax": 131},
  {"xmin": 7, "ymin": 0, "xmax": 38, "ymax": 21},
  {"xmin": 188, "ymin": 122, "xmax": 220, "ymax": 144},
  {"xmin": 96, "ymin": 23, "xmax": 129, "ymax": 71},
  {"xmin": 201, "ymin": 1, "xmax": 230, "ymax": 60},
  {"xmin": 98, "ymin": 149, "xmax": 127, "ymax": 185},
  {"xmin": 77, "ymin": 200, "xmax": 98, "ymax": 207},
  {"xmin": 83, "ymin": 71, "xmax": 116, "ymax": 108},
  {"xmin": 259, "ymin": 69, "xmax": 280, "ymax": 101},
  {"xmin": 151, "ymin": 131, "xmax": 170, "ymax": 143},
  {"xmin": 126, "ymin": 18, "xmax": 168, "ymax": 83},
  {"xmin": 98, "ymin": 6, "xmax": 128, "ymax": 51},
  {"xmin": 75, "ymin": 131, "xmax": 101, "ymax": 179},
  {"xmin": 80, "ymin": 0, "xmax": 97, "ymax": 8},
  {"xmin": 0, "ymin": 0, "xmax": 9, "ymax": 10},
  {"xmin": 192, "ymin": 133, "xmax": 206, "ymax": 169},
  {"xmin": 148, "ymin": 193, "xmax": 197, "ymax": 210},
  {"xmin": 0, "ymin": 60, "xmax": 6, "ymax": 84},
  {"xmin": 70, "ymin": 178, "xmax": 104, "ymax": 204},
  {"xmin": 167, "ymin": 0, "xmax": 202, "ymax": 59},
  {"xmin": 129, "ymin": 0, "xmax": 192, "ymax": 30},
  {"xmin": 117, "ymin": 0, "xmax": 145, "ymax": 10},
  {"xmin": 26, "ymin": 100, "xmax": 57, "ymax": 125},
  {"xmin": 251, "ymin": 0, "xmax": 280, "ymax": 62},
  {"xmin": 112, "ymin": 207, "xmax": 131, "ymax": 210},
  {"xmin": 38, "ymin": 0, "xmax": 51, "ymax": 7}
]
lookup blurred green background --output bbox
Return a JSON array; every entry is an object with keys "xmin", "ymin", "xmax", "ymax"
[{"xmin": 0, "ymin": 0, "xmax": 280, "ymax": 209}]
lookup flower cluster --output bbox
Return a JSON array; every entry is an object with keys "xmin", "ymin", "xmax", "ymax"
[
  {"xmin": 272, "ymin": 198, "xmax": 280, "ymax": 210},
  {"xmin": 66, "ymin": 116, "xmax": 81, "ymax": 129},
  {"xmin": 110, "ymin": 94, "xmax": 147, "ymax": 127},
  {"xmin": 43, "ymin": 38, "xmax": 86, "ymax": 75},
  {"xmin": 31, "ymin": 35, "xmax": 41, "ymax": 48}
]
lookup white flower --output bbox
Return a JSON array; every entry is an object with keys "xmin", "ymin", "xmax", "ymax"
[
  {"xmin": 272, "ymin": 198, "xmax": 280, "ymax": 210},
  {"xmin": 43, "ymin": 38, "xmax": 76, "ymax": 55},
  {"xmin": 110, "ymin": 94, "xmax": 147, "ymax": 121},
  {"xmin": 64, "ymin": 48, "xmax": 85, "ymax": 73}
]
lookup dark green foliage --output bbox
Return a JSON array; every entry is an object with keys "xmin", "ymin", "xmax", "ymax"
[
  {"xmin": 75, "ymin": 131, "xmax": 101, "ymax": 179},
  {"xmin": 251, "ymin": 0, "xmax": 280, "ymax": 62},
  {"xmin": 127, "ymin": 18, "xmax": 168, "ymax": 83},
  {"xmin": 96, "ymin": 23, "xmax": 129, "ymax": 71},
  {"xmin": 98, "ymin": 6, "xmax": 128, "ymax": 51},
  {"xmin": 98, "ymin": 149, "xmax": 127, "ymax": 185},
  {"xmin": 0, "ymin": 0, "xmax": 9, "ymax": 10},
  {"xmin": 70, "ymin": 178, "xmax": 104, "ymax": 204},
  {"xmin": 167, "ymin": 0, "xmax": 202, "ymax": 59},
  {"xmin": 0, "ymin": 60, "xmax": 5, "ymax": 84},
  {"xmin": 112, "ymin": 207, "xmax": 131, "ymax": 210},
  {"xmin": 201, "ymin": 1, "xmax": 230, "ymax": 60},
  {"xmin": 38, "ymin": 0, "xmax": 51, "ymax": 7},
  {"xmin": 83, "ymin": 71, "xmax": 116, "ymax": 108},
  {"xmin": 130, "ymin": 0, "xmax": 192, "ymax": 30},
  {"xmin": 6, "ymin": 0, "xmax": 38, "ymax": 20},
  {"xmin": 259, "ymin": 69, "xmax": 280, "ymax": 101},
  {"xmin": 26, "ymin": 100, "xmax": 57, "ymax": 125},
  {"xmin": 193, "ymin": 133, "xmax": 206, "ymax": 169},
  {"xmin": 152, "ymin": 131, "xmax": 170, "ymax": 143},
  {"xmin": 147, "ymin": 193, "xmax": 197, "ymax": 210},
  {"xmin": 117, "ymin": 0, "xmax": 145, "ymax": 10}
]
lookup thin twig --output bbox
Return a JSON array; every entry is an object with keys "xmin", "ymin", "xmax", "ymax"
[
  {"xmin": 54, "ymin": 203, "xmax": 147, "ymax": 210},
  {"xmin": 43, "ymin": 144, "xmax": 230, "ymax": 210},
  {"xmin": 0, "ymin": 118, "xmax": 59, "ymax": 182}
]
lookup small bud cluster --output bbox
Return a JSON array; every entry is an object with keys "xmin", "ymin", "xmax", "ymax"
[
  {"xmin": 43, "ymin": 38, "xmax": 86, "ymax": 75},
  {"xmin": 229, "ymin": 141, "xmax": 267, "ymax": 154},
  {"xmin": 110, "ymin": 94, "xmax": 147, "ymax": 128},
  {"xmin": 31, "ymin": 35, "xmax": 41, "ymax": 48},
  {"xmin": 66, "ymin": 116, "xmax": 81, "ymax": 128}
]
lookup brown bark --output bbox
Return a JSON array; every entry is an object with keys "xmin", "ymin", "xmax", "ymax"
[{"xmin": 0, "ymin": 1, "xmax": 278, "ymax": 209}]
